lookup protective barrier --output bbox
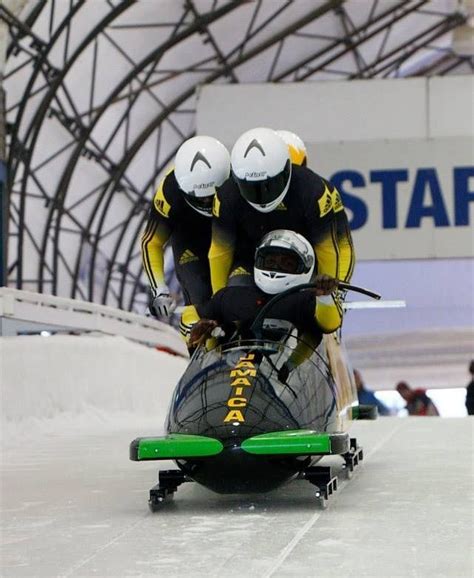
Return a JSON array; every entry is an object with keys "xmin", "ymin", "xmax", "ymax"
[
  {"xmin": 0, "ymin": 287, "xmax": 188, "ymax": 357},
  {"xmin": 1, "ymin": 334, "xmax": 187, "ymax": 427}
]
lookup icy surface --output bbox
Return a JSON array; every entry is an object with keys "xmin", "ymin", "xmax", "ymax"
[{"xmin": 1, "ymin": 418, "xmax": 472, "ymax": 577}]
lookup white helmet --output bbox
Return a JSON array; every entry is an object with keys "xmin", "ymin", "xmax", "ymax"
[
  {"xmin": 175, "ymin": 136, "xmax": 230, "ymax": 217},
  {"xmin": 231, "ymin": 127, "xmax": 291, "ymax": 213},
  {"xmin": 275, "ymin": 130, "xmax": 307, "ymax": 166},
  {"xmin": 254, "ymin": 230, "xmax": 315, "ymax": 295}
]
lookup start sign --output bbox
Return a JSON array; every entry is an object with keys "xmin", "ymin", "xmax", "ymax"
[
  {"xmin": 310, "ymin": 138, "xmax": 474, "ymax": 260},
  {"xmin": 332, "ymin": 167, "xmax": 473, "ymax": 231}
]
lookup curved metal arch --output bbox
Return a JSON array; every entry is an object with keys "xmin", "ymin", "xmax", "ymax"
[
  {"xmin": 8, "ymin": 0, "xmax": 134, "ymax": 288},
  {"xmin": 85, "ymin": 90, "xmax": 197, "ymax": 303},
  {"xmin": 7, "ymin": 0, "xmax": 87, "ymax": 287},
  {"xmin": 275, "ymin": 0, "xmax": 428, "ymax": 82},
  {"xmin": 38, "ymin": 1, "xmax": 138, "ymax": 288},
  {"xmin": 5, "ymin": 0, "xmax": 46, "ymax": 57},
  {"xmin": 93, "ymin": 102, "xmax": 197, "ymax": 306},
  {"xmin": 438, "ymin": 54, "xmax": 474, "ymax": 75},
  {"xmin": 41, "ymin": 0, "xmax": 243, "ymax": 296},
  {"xmin": 63, "ymin": 9, "xmax": 242, "ymax": 304},
  {"xmin": 67, "ymin": 120, "xmax": 186, "ymax": 303},
  {"xmin": 7, "ymin": 0, "xmax": 87, "ymax": 181},
  {"xmin": 366, "ymin": 13, "xmax": 466, "ymax": 78}
]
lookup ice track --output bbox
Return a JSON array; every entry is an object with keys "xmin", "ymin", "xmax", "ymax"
[{"xmin": 2, "ymin": 417, "xmax": 472, "ymax": 578}]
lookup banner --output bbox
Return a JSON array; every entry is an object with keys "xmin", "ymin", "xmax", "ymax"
[{"xmin": 310, "ymin": 138, "xmax": 474, "ymax": 260}]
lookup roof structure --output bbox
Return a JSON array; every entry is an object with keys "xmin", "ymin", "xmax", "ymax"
[{"xmin": 1, "ymin": 0, "xmax": 472, "ymax": 310}]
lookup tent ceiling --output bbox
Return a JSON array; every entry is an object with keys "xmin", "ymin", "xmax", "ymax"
[{"xmin": 1, "ymin": 0, "xmax": 471, "ymax": 309}]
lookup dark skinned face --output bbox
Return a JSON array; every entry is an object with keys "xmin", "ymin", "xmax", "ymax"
[{"xmin": 261, "ymin": 253, "xmax": 301, "ymax": 274}]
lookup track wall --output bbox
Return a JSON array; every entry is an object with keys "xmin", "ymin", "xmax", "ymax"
[{"xmin": 1, "ymin": 334, "xmax": 187, "ymax": 427}]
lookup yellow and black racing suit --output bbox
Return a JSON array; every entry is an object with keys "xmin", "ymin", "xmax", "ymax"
[
  {"xmin": 141, "ymin": 170, "xmax": 212, "ymax": 340},
  {"xmin": 198, "ymin": 285, "xmax": 321, "ymax": 338},
  {"xmin": 209, "ymin": 164, "xmax": 355, "ymax": 334}
]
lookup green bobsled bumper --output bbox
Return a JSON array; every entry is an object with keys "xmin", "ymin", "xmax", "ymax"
[
  {"xmin": 130, "ymin": 430, "xmax": 350, "ymax": 461},
  {"xmin": 130, "ymin": 434, "xmax": 224, "ymax": 461},
  {"xmin": 241, "ymin": 430, "xmax": 349, "ymax": 455}
]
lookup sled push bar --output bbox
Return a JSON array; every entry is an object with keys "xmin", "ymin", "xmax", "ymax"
[
  {"xmin": 174, "ymin": 283, "xmax": 383, "ymax": 318},
  {"xmin": 251, "ymin": 281, "xmax": 381, "ymax": 334},
  {"xmin": 337, "ymin": 282, "xmax": 381, "ymax": 300}
]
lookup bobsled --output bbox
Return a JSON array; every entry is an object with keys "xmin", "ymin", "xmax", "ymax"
[{"xmin": 130, "ymin": 283, "xmax": 379, "ymax": 510}]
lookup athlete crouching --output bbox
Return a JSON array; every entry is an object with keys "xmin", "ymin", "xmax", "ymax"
[
  {"xmin": 141, "ymin": 136, "xmax": 230, "ymax": 345},
  {"xmin": 190, "ymin": 229, "xmax": 340, "ymax": 379}
]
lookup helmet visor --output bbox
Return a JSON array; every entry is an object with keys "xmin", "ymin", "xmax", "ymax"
[
  {"xmin": 184, "ymin": 194, "xmax": 214, "ymax": 216},
  {"xmin": 233, "ymin": 159, "xmax": 291, "ymax": 206},
  {"xmin": 255, "ymin": 246, "xmax": 306, "ymax": 275}
]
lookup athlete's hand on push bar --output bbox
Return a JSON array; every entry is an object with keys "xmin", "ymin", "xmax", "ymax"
[
  {"xmin": 312, "ymin": 274, "xmax": 339, "ymax": 296},
  {"xmin": 189, "ymin": 319, "xmax": 221, "ymax": 346}
]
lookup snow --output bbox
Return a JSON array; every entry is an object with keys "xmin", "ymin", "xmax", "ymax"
[{"xmin": 1, "ymin": 334, "xmax": 187, "ymax": 427}]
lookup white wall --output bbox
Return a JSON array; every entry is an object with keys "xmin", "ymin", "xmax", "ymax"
[
  {"xmin": 1, "ymin": 335, "xmax": 187, "ymax": 429},
  {"xmin": 197, "ymin": 77, "xmax": 474, "ymax": 144},
  {"xmin": 429, "ymin": 76, "xmax": 474, "ymax": 138}
]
